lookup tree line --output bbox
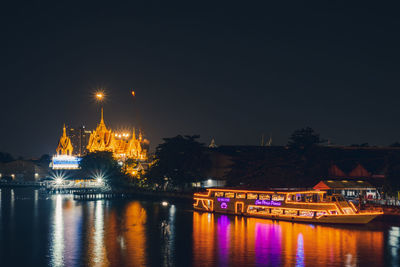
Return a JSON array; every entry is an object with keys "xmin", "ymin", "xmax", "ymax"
[{"xmin": 2, "ymin": 127, "xmax": 399, "ymax": 196}]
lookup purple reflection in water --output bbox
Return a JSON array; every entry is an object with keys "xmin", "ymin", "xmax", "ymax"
[
  {"xmin": 296, "ymin": 233, "xmax": 304, "ymax": 267},
  {"xmin": 217, "ymin": 215, "xmax": 230, "ymax": 267},
  {"xmin": 255, "ymin": 222, "xmax": 282, "ymax": 266}
]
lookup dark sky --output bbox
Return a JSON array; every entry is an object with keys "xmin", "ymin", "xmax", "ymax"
[{"xmin": 2, "ymin": 1, "xmax": 400, "ymax": 157}]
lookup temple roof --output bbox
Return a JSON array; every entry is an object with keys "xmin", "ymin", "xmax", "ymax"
[{"xmin": 56, "ymin": 124, "xmax": 73, "ymax": 155}]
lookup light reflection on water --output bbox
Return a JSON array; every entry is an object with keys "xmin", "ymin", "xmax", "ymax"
[
  {"xmin": 389, "ymin": 226, "xmax": 400, "ymax": 267},
  {"xmin": 0, "ymin": 189, "xmax": 399, "ymax": 267},
  {"xmin": 192, "ymin": 212, "xmax": 387, "ymax": 266},
  {"xmin": 93, "ymin": 201, "xmax": 106, "ymax": 266},
  {"xmin": 50, "ymin": 195, "xmax": 64, "ymax": 267},
  {"xmin": 295, "ymin": 233, "xmax": 304, "ymax": 267}
]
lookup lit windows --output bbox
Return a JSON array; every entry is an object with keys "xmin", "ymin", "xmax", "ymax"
[
  {"xmin": 214, "ymin": 192, "xmax": 224, "ymax": 197},
  {"xmin": 225, "ymin": 192, "xmax": 235, "ymax": 198},
  {"xmin": 236, "ymin": 193, "xmax": 246, "ymax": 199},
  {"xmin": 247, "ymin": 193, "xmax": 258, "ymax": 199},
  {"xmin": 272, "ymin": 195, "xmax": 285, "ymax": 201},
  {"xmin": 259, "ymin": 194, "xmax": 270, "ymax": 200}
]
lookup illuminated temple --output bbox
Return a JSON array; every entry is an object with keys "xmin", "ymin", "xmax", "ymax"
[
  {"xmin": 56, "ymin": 124, "xmax": 73, "ymax": 156},
  {"xmin": 52, "ymin": 125, "xmax": 80, "ymax": 169},
  {"xmin": 86, "ymin": 108, "xmax": 149, "ymax": 160}
]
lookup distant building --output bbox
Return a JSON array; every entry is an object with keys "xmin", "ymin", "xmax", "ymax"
[
  {"xmin": 314, "ymin": 179, "xmax": 378, "ymax": 199},
  {"xmin": 50, "ymin": 155, "xmax": 81, "ymax": 170},
  {"xmin": 68, "ymin": 125, "xmax": 91, "ymax": 156},
  {"xmin": 0, "ymin": 160, "xmax": 48, "ymax": 181}
]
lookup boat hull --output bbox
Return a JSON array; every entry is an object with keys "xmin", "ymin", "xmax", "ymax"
[{"xmin": 194, "ymin": 207, "xmax": 380, "ymax": 224}]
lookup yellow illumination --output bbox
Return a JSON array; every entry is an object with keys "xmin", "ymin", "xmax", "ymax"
[
  {"xmin": 193, "ymin": 188, "xmax": 383, "ymax": 224},
  {"xmin": 95, "ymin": 92, "xmax": 104, "ymax": 100}
]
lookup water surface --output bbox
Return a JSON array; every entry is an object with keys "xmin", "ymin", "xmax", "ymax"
[{"xmin": 0, "ymin": 188, "xmax": 399, "ymax": 266}]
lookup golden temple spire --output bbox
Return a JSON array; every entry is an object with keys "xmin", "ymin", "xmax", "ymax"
[
  {"xmin": 100, "ymin": 107, "xmax": 104, "ymax": 124},
  {"xmin": 56, "ymin": 124, "xmax": 73, "ymax": 156},
  {"xmin": 132, "ymin": 127, "xmax": 136, "ymax": 140}
]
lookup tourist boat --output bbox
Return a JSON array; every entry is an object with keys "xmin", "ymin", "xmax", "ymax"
[{"xmin": 193, "ymin": 188, "xmax": 383, "ymax": 224}]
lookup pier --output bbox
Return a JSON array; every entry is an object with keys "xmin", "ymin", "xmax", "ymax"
[{"xmin": 73, "ymin": 191, "xmax": 133, "ymax": 200}]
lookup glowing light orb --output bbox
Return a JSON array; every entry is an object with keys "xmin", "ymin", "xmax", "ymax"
[
  {"xmin": 94, "ymin": 90, "xmax": 105, "ymax": 101},
  {"xmin": 161, "ymin": 201, "xmax": 168, "ymax": 206},
  {"xmin": 131, "ymin": 91, "xmax": 135, "ymax": 97}
]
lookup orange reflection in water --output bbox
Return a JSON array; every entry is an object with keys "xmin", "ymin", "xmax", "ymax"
[
  {"xmin": 83, "ymin": 201, "xmax": 148, "ymax": 267},
  {"xmin": 193, "ymin": 212, "xmax": 216, "ymax": 265},
  {"xmin": 193, "ymin": 212, "xmax": 384, "ymax": 267},
  {"xmin": 122, "ymin": 202, "xmax": 147, "ymax": 266}
]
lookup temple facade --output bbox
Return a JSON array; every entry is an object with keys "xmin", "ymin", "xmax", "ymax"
[
  {"xmin": 56, "ymin": 125, "xmax": 74, "ymax": 156},
  {"xmin": 86, "ymin": 109, "xmax": 148, "ymax": 160}
]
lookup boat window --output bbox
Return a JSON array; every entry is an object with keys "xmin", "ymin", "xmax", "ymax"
[
  {"xmin": 247, "ymin": 193, "xmax": 258, "ymax": 199},
  {"xmin": 259, "ymin": 194, "xmax": 270, "ymax": 200},
  {"xmin": 299, "ymin": 211, "xmax": 314, "ymax": 217},
  {"xmin": 206, "ymin": 200, "xmax": 213, "ymax": 209},
  {"xmin": 271, "ymin": 209, "xmax": 283, "ymax": 215},
  {"xmin": 343, "ymin": 208, "xmax": 353, "ymax": 214},
  {"xmin": 225, "ymin": 192, "xmax": 235, "ymax": 198},
  {"xmin": 248, "ymin": 206, "xmax": 269, "ymax": 214},
  {"xmin": 236, "ymin": 193, "xmax": 246, "ymax": 199},
  {"xmin": 214, "ymin": 192, "xmax": 224, "ymax": 197},
  {"xmin": 272, "ymin": 195, "xmax": 285, "ymax": 201},
  {"xmin": 285, "ymin": 209, "xmax": 297, "ymax": 216},
  {"xmin": 316, "ymin": 211, "xmax": 327, "ymax": 217},
  {"xmin": 312, "ymin": 194, "xmax": 318, "ymax": 202}
]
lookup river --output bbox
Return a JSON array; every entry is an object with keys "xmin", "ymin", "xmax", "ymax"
[{"xmin": 0, "ymin": 188, "xmax": 399, "ymax": 267}]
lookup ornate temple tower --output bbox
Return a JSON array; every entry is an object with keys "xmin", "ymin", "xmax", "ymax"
[
  {"xmin": 86, "ymin": 108, "xmax": 148, "ymax": 160},
  {"xmin": 86, "ymin": 108, "xmax": 114, "ymax": 152},
  {"xmin": 56, "ymin": 124, "xmax": 74, "ymax": 156}
]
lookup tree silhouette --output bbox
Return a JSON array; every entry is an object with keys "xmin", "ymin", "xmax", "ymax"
[
  {"xmin": 0, "ymin": 152, "xmax": 14, "ymax": 163},
  {"xmin": 288, "ymin": 127, "xmax": 324, "ymax": 149},
  {"xmin": 79, "ymin": 151, "xmax": 127, "ymax": 189},
  {"xmin": 146, "ymin": 135, "xmax": 211, "ymax": 189}
]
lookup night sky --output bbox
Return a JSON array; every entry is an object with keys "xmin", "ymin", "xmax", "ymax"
[{"xmin": 2, "ymin": 2, "xmax": 400, "ymax": 157}]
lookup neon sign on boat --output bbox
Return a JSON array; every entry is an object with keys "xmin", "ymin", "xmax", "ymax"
[{"xmin": 254, "ymin": 200, "xmax": 282, "ymax": 206}]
